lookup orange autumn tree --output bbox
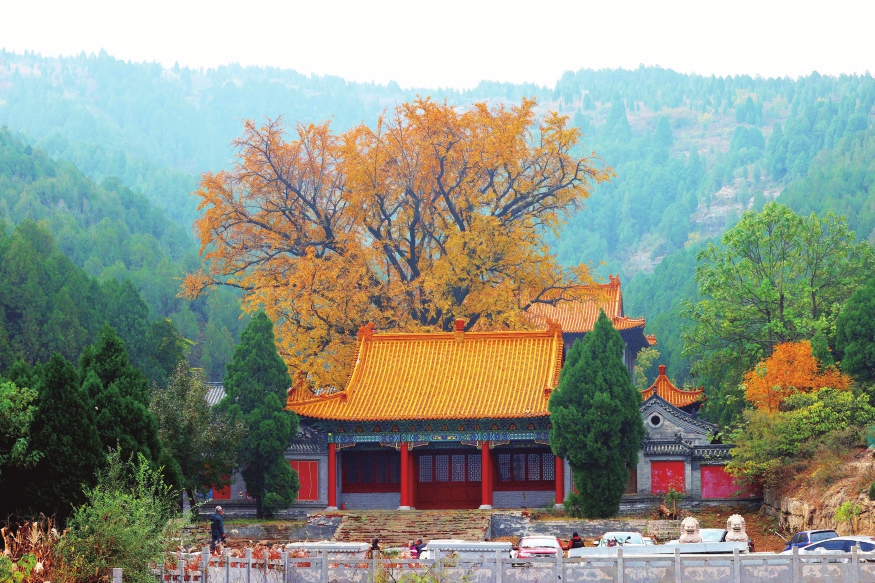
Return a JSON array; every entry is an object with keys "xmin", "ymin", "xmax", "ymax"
[
  {"xmin": 743, "ymin": 340, "xmax": 851, "ymax": 412},
  {"xmin": 183, "ymin": 98, "xmax": 612, "ymax": 389}
]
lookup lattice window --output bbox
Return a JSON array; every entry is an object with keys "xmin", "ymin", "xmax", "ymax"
[
  {"xmin": 419, "ymin": 455, "xmax": 433, "ymax": 482},
  {"xmin": 452, "ymin": 454, "xmax": 466, "ymax": 482},
  {"xmin": 513, "ymin": 453, "xmax": 526, "ymax": 481},
  {"xmin": 527, "ymin": 453, "xmax": 541, "ymax": 481},
  {"xmin": 343, "ymin": 455, "xmax": 360, "ymax": 484},
  {"xmin": 388, "ymin": 455, "xmax": 400, "ymax": 484},
  {"xmin": 468, "ymin": 454, "xmax": 481, "ymax": 481},
  {"xmin": 542, "ymin": 453, "xmax": 555, "ymax": 481},
  {"xmin": 361, "ymin": 455, "xmax": 375, "ymax": 484},
  {"xmin": 375, "ymin": 455, "xmax": 387, "ymax": 483},
  {"xmin": 435, "ymin": 454, "xmax": 449, "ymax": 482},
  {"xmin": 498, "ymin": 453, "xmax": 511, "ymax": 482}
]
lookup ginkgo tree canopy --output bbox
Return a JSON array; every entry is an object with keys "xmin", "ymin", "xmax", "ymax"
[{"xmin": 184, "ymin": 98, "xmax": 611, "ymax": 389}]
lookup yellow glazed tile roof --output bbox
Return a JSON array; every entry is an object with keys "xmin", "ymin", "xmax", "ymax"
[
  {"xmin": 526, "ymin": 275, "xmax": 646, "ymax": 334},
  {"xmin": 641, "ymin": 364, "xmax": 705, "ymax": 408},
  {"xmin": 286, "ymin": 321, "xmax": 564, "ymax": 421}
]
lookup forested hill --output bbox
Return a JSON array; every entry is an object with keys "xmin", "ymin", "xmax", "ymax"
[
  {"xmin": 2, "ymin": 51, "xmax": 875, "ymax": 387},
  {"xmin": 0, "ymin": 129, "xmax": 248, "ymax": 380},
  {"xmin": 2, "ymin": 51, "xmax": 873, "ymax": 272}
]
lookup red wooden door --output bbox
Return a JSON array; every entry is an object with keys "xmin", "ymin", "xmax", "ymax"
[
  {"xmin": 415, "ymin": 450, "xmax": 481, "ymax": 509},
  {"xmin": 650, "ymin": 461, "xmax": 685, "ymax": 494}
]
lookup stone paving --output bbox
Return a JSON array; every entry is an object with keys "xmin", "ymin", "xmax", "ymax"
[{"xmin": 330, "ymin": 510, "xmax": 492, "ymax": 547}]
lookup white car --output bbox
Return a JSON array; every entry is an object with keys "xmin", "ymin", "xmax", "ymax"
[
  {"xmin": 780, "ymin": 536, "xmax": 875, "ymax": 562},
  {"xmin": 597, "ymin": 532, "xmax": 645, "ymax": 547}
]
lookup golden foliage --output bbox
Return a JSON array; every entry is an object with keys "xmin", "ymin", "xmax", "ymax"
[
  {"xmin": 743, "ymin": 340, "xmax": 851, "ymax": 412},
  {"xmin": 184, "ymin": 98, "xmax": 611, "ymax": 389}
]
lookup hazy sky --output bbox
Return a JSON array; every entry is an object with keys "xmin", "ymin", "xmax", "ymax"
[{"xmin": 3, "ymin": 0, "xmax": 873, "ymax": 89}]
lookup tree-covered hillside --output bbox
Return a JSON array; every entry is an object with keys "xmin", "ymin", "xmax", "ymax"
[
  {"xmin": 3, "ymin": 51, "xmax": 875, "ymax": 393},
  {"xmin": 0, "ymin": 129, "xmax": 246, "ymax": 380}
]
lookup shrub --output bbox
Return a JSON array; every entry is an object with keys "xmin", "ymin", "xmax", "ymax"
[
  {"xmin": 53, "ymin": 449, "xmax": 183, "ymax": 583},
  {"xmin": 868, "ymin": 483, "xmax": 875, "ymax": 501}
]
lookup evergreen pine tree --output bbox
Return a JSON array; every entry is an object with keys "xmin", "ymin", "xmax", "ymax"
[
  {"xmin": 220, "ymin": 312, "xmax": 299, "ymax": 518},
  {"xmin": 549, "ymin": 311, "xmax": 645, "ymax": 518},
  {"xmin": 836, "ymin": 277, "xmax": 875, "ymax": 384},
  {"xmin": 22, "ymin": 354, "xmax": 104, "ymax": 520},
  {"xmin": 79, "ymin": 324, "xmax": 162, "ymax": 464}
]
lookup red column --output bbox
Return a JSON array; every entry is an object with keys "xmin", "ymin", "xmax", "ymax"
[
  {"xmin": 327, "ymin": 442, "xmax": 337, "ymax": 509},
  {"xmin": 480, "ymin": 441, "xmax": 492, "ymax": 509},
  {"xmin": 555, "ymin": 455, "xmax": 564, "ymax": 506},
  {"xmin": 408, "ymin": 448, "xmax": 416, "ymax": 508},
  {"xmin": 399, "ymin": 443, "xmax": 411, "ymax": 509}
]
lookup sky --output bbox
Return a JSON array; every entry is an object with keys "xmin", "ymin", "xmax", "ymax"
[{"xmin": 2, "ymin": 0, "xmax": 874, "ymax": 90}]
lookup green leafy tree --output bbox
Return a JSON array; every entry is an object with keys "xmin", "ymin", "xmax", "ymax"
[
  {"xmin": 219, "ymin": 312, "xmax": 298, "ymax": 517},
  {"xmin": 0, "ymin": 380, "xmax": 41, "ymax": 478},
  {"xmin": 684, "ymin": 202, "xmax": 874, "ymax": 424},
  {"xmin": 79, "ymin": 324, "xmax": 163, "ymax": 464},
  {"xmin": 836, "ymin": 277, "xmax": 875, "ymax": 385},
  {"xmin": 727, "ymin": 388, "xmax": 875, "ymax": 487},
  {"xmin": 145, "ymin": 317, "xmax": 191, "ymax": 386},
  {"xmin": 549, "ymin": 311, "xmax": 645, "ymax": 518},
  {"xmin": 150, "ymin": 362, "xmax": 246, "ymax": 508},
  {"xmin": 19, "ymin": 354, "xmax": 104, "ymax": 520},
  {"xmin": 54, "ymin": 448, "xmax": 182, "ymax": 583}
]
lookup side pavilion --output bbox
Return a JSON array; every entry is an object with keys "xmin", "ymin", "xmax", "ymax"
[{"xmin": 286, "ymin": 320, "xmax": 568, "ymax": 510}]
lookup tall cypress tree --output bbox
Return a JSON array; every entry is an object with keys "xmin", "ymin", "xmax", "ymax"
[
  {"xmin": 220, "ymin": 311, "xmax": 299, "ymax": 518},
  {"xmin": 549, "ymin": 310, "xmax": 645, "ymax": 518},
  {"xmin": 23, "ymin": 354, "xmax": 104, "ymax": 520},
  {"xmin": 79, "ymin": 324, "xmax": 162, "ymax": 464}
]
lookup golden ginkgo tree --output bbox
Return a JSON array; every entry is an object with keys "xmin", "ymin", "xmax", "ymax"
[{"xmin": 183, "ymin": 98, "xmax": 611, "ymax": 389}]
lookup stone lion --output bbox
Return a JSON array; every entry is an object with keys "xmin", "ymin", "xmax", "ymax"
[
  {"xmin": 678, "ymin": 516, "xmax": 702, "ymax": 543},
  {"xmin": 724, "ymin": 514, "xmax": 748, "ymax": 542}
]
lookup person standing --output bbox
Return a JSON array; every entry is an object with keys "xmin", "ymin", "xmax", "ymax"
[
  {"xmin": 567, "ymin": 531, "xmax": 585, "ymax": 549},
  {"xmin": 209, "ymin": 506, "xmax": 226, "ymax": 553}
]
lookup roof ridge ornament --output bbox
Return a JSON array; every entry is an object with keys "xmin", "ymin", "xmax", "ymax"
[
  {"xmin": 454, "ymin": 318, "xmax": 465, "ymax": 342},
  {"xmin": 358, "ymin": 322, "xmax": 375, "ymax": 341}
]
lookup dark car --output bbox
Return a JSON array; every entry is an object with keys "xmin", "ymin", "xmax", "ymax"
[{"xmin": 782, "ymin": 529, "xmax": 839, "ymax": 552}]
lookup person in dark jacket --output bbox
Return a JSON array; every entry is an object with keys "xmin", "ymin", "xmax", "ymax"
[
  {"xmin": 567, "ymin": 532, "xmax": 585, "ymax": 549},
  {"xmin": 209, "ymin": 506, "xmax": 226, "ymax": 552}
]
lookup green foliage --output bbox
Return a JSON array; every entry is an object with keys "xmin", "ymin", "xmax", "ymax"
[
  {"xmin": 16, "ymin": 354, "xmax": 104, "ymax": 520},
  {"xmin": 683, "ymin": 202, "xmax": 874, "ymax": 424},
  {"xmin": 0, "ymin": 380, "xmax": 41, "ymax": 477},
  {"xmin": 836, "ymin": 277, "xmax": 875, "ymax": 383},
  {"xmin": 221, "ymin": 312, "xmax": 294, "ymax": 413},
  {"xmin": 220, "ymin": 312, "xmax": 298, "ymax": 518},
  {"xmin": 549, "ymin": 311, "xmax": 645, "ymax": 518},
  {"xmin": 834, "ymin": 500, "xmax": 863, "ymax": 529},
  {"xmin": 150, "ymin": 363, "xmax": 246, "ymax": 507},
  {"xmin": 0, "ymin": 553, "xmax": 37, "ymax": 583},
  {"xmin": 54, "ymin": 449, "xmax": 182, "ymax": 583},
  {"xmin": 633, "ymin": 347, "xmax": 660, "ymax": 391},
  {"xmin": 868, "ymin": 483, "xmax": 875, "ymax": 501},
  {"xmin": 79, "ymin": 325, "xmax": 163, "ymax": 464},
  {"xmin": 0, "ymin": 128, "xmax": 245, "ymax": 380},
  {"xmin": 726, "ymin": 388, "xmax": 875, "ymax": 487}
]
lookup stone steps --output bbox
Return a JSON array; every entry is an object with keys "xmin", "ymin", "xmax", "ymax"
[{"xmin": 331, "ymin": 510, "xmax": 491, "ymax": 547}]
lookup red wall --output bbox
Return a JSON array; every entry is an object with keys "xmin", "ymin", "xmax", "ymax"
[
  {"xmin": 650, "ymin": 461, "xmax": 685, "ymax": 494},
  {"xmin": 290, "ymin": 460, "xmax": 319, "ymax": 501},
  {"xmin": 212, "ymin": 476, "xmax": 231, "ymax": 500},
  {"xmin": 701, "ymin": 465, "xmax": 761, "ymax": 498}
]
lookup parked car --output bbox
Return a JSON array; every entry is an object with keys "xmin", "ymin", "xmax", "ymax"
[
  {"xmin": 781, "ymin": 530, "xmax": 839, "ymax": 553},
  {"xmin": 511, "ymin": 536, "xmax": 563, "ymax": 564},
  {"xmin": 420, "ymin": 540, "xmax": 512, "ymax": 561},
  {"xmin": 780, "ymin": 536, "xmax": 875, "ymax": 562},
  {"xmin": 667, "ymin": 528, "xmax": 755, "ymax": 552},
  {"xmin": 597, "ymin": 532, "xmax": 645, "ymax": 547}
]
